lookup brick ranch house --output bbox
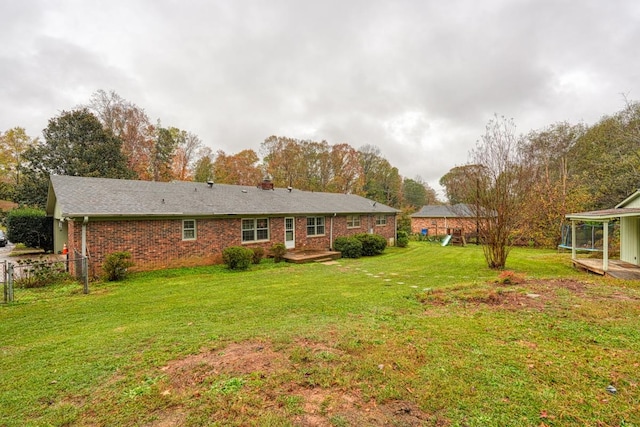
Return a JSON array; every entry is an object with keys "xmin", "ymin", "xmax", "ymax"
[
  {"xmin": 410, "ymin": 204, "xmax": 476, "ymax": 237},
  {"xmin": 46, "ymin": 175, "xmax": 399, "ymax": 274}
]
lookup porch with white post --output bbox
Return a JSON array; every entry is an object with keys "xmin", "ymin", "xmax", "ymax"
[{"xmin": 569, "ymin": 218, "xmax": 609, "ymax": 274}]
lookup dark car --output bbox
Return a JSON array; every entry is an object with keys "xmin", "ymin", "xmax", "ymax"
[{"xmin": 0, "ymin": 230, "xmax": 7, "ymax": 247}]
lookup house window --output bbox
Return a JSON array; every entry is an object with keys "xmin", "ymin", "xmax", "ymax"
[
  {"xmin": 306, "ymin": 216, "xmax": 325, "ymax": 236},
  {"xmin": 183, "ymin": 219, "xmax": 196, "ymax": 240},
  {"xmin": 375, "ymin": 215, "xmax": 387, "ymax": 226},
  {"xmin": 347, "ymin": 215, "xmax": 361, "ymax": 228},
  {"xmin": 242, "ymin": 218, "xmax": 270, "ymax": 242}
]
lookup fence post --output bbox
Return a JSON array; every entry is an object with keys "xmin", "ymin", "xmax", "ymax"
[
  {"xmin": 82, "ymin": 256, "xmax": 89, "ymax": 294},
  {"xmin": 7, "ymin": 262, "xmax": 14, "ymax": 303},
  {"xmin": 2, "ymin": 260, "xmax": 6, "ymax": 303}
]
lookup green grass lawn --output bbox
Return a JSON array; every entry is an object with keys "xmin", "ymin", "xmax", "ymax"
[{"xmin": 1, "ymin": 243, "xmax": 639, "ymax": 426}]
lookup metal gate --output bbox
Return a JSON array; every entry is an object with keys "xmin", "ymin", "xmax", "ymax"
[{"xmin": 2, "ymin": 255, "xmax": 89, "ymax": 303}]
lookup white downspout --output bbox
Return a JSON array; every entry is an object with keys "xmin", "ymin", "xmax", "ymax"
[
  {"xmin": 394, "ymin": 214, "xmax": 398, "ymax": 246},
  {"xmin": 330, "ymin": 213, "xmax": 336, "ymax": 249},
  {"xmin": 82, "ymin": 216, "xmax": 88, "ymax": 257}
]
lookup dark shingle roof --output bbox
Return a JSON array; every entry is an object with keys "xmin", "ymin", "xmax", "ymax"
[
  {"xmin": 48, "ymin": 175, "xmax": 398, "ymax": 217},
  {"xmin": 410, "ymin": 204, "xmax": 474, "ymax": 218}
]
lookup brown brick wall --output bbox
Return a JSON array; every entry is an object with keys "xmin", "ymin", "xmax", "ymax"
[
  {"xmin": 291, "ymin": 214, "xmax": 396, "ymax": 250},
  {"xmin": 411, "ymin": 217, "xmax": 476, "ymax": 236},
  {"xmin": 69, "ymin": 214, "xmax": 397, "ymax": 274},
  {"xmin": 67, "ymin": 220, "xmax": 78, "ymax": 256},
  {"xmin": 70, "ymin": 218, "xmax": 233, "ymax": 275}
]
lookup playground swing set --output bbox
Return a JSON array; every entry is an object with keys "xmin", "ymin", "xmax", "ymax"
[
  {"xmin": 441, "ymin": 228, "xmax": 466, "ymax": 246},
  {"xmin": 436, "ymin": 222, "xmax": 615, "ymax": 251}
]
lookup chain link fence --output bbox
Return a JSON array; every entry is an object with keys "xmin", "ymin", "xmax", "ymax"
[{"xmin": 2, "ymin": 254, "xmax": 89, "ymax": 303}]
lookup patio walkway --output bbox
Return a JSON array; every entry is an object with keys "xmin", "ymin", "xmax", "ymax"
[{"xmin": 283, "ymin": 250, "xmax": 342, "ymax": 264}]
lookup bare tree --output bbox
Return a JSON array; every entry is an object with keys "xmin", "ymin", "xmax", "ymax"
[
  {"xmin": 470, "ymin": 115, "xmax": 534, "ymax": 269},
  {"xmin": 172, "ymin": 131, "xmax": 202, "ymax": 180},
  {"xmin": 86, "ymin": 89, "xmax": 155, "ymax": 180}
]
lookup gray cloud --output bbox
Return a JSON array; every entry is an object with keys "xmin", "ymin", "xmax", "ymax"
[{"xmin": 1, "ymin": 0, "xmax": 639, "ymax": 197}]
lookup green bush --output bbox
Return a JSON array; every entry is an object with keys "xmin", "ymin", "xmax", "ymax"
[
  {"xmin": 251, "ymin": 247, "xmax": 265, "ymax": 264},
  {"xmin": 222, "ymin": 246, "xmax": 254, "ymax": 270},
  {"xmin": 6, "ymin": 208, "xmax": 53, "ymax": 251},
  {"xmin": 102, "ymin": 251, "xmax": 134, "ymax": 281},
  {"xmin": 396, "ymin": 209, "xmax": 412, "ymax": 235},
  {"xmin": 354, "ymin": 233, "xmax": 387, "ymax": 256},
  {"xmin": 333, "ymin": 236, "xmax": 362, "ymax": 258},
  {"xmin": 270, "ymin": 243, "xmax": 287, "ymax": 263},
  {"xmin": 396, "ymin": 230, "xmax": 409, "ymax": 248}
]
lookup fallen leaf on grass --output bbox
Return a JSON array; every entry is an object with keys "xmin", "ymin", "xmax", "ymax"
[{"xmin": 539, "ymin": 410, "xmax": 555, "ymax": 420}]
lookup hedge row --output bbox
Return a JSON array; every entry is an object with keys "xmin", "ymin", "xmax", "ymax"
[
  {"xmin": 334, "ymin": 233, "xmax": 387, "ymax": 258},
  {"xmin": 6, "ymin": 208, "xmax": 53, "ymax": 251},
  {"xmin": 222, "ymin": 243, "xmax": 287, "ymax": 270}
]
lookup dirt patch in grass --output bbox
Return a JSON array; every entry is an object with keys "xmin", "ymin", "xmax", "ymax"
[
  {"xmin": 161, "ymin": 339, "xmax": 343, "ymax": 387},
  {"xmin": 160, "ymin": 341, "xmax": 289, "ymax": 394},
  {"xmin": 144, "ymin": 409, "xmax": 187, "ymax": 427},
  {"xmin": 490, "ymin": 278, "xmax": 587, "ymax": 310},
  {"xmin": 417, "ymin": 278, "xmax": 600, "ymax": 311},
  {"xmin": 292, "ymin": 388, "xmax": 436, "ymax": 426},
  {"xmin": 156, "ymin": 339, "xmax": 440, "ymax": 426}
]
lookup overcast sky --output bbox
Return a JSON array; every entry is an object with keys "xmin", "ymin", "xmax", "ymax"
[{"xmin": 1, "ymin": 0, "xmax": 639, "ymax": 197}]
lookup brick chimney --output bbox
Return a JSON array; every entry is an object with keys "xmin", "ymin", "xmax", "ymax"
[{"xmin": 258, "ymin": 175, "xmax": 274, "ymax": 190}]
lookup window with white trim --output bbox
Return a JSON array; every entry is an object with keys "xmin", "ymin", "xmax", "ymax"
[
  {"xmin": 242, "ymin": 218, "xmax": 270, "ymax": 242},
  {"xmin": 182, "ymin": 219, "xmax": 196, "ymax": 240},
  {"xmin": 346, "ymin": 215, "xmax": 361, "ymax": 228},
  {"xmin": 375, "ymin": 215, "xmax": 387, "ymax": 226},
  {"xmin": 306, "ymin": 216, "xmax": 325, "ymax": 236}
]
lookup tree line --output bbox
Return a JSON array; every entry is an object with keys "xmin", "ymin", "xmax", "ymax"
[
  {"xmin": 2, "ymin": 89, "xmax": 639, "ymax": 261},
  {"xmin": 0, "ymin": 90, "xmax": 438, "ymax": 211}
]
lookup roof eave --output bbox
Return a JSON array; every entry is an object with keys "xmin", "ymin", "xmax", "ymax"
[
  {"xmin": 45, "ymin": 180, "xmax": 57, "ymax": 216},
  {"xmin": 62, "ymin": 210, "xmax": 398, "ymax": 218},
  {"xmin": 565, "ymin": 214, "xmax": 618, "ymax": 221},
  {"xmin": 565, "ymin": 211, "xmax": 640, "ymax": 221},
  {"xmin": 63, "ymin": 212, "xmax": 187, "ymax": 218},
  {"xmin": 616, "ymin": 189, "xmax": 640, "ymax": 208}
]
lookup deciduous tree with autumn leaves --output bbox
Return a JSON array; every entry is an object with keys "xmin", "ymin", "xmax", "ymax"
[{"xmin": 7, "ymin": 88, "xmax": 639, "ymax": 254}]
